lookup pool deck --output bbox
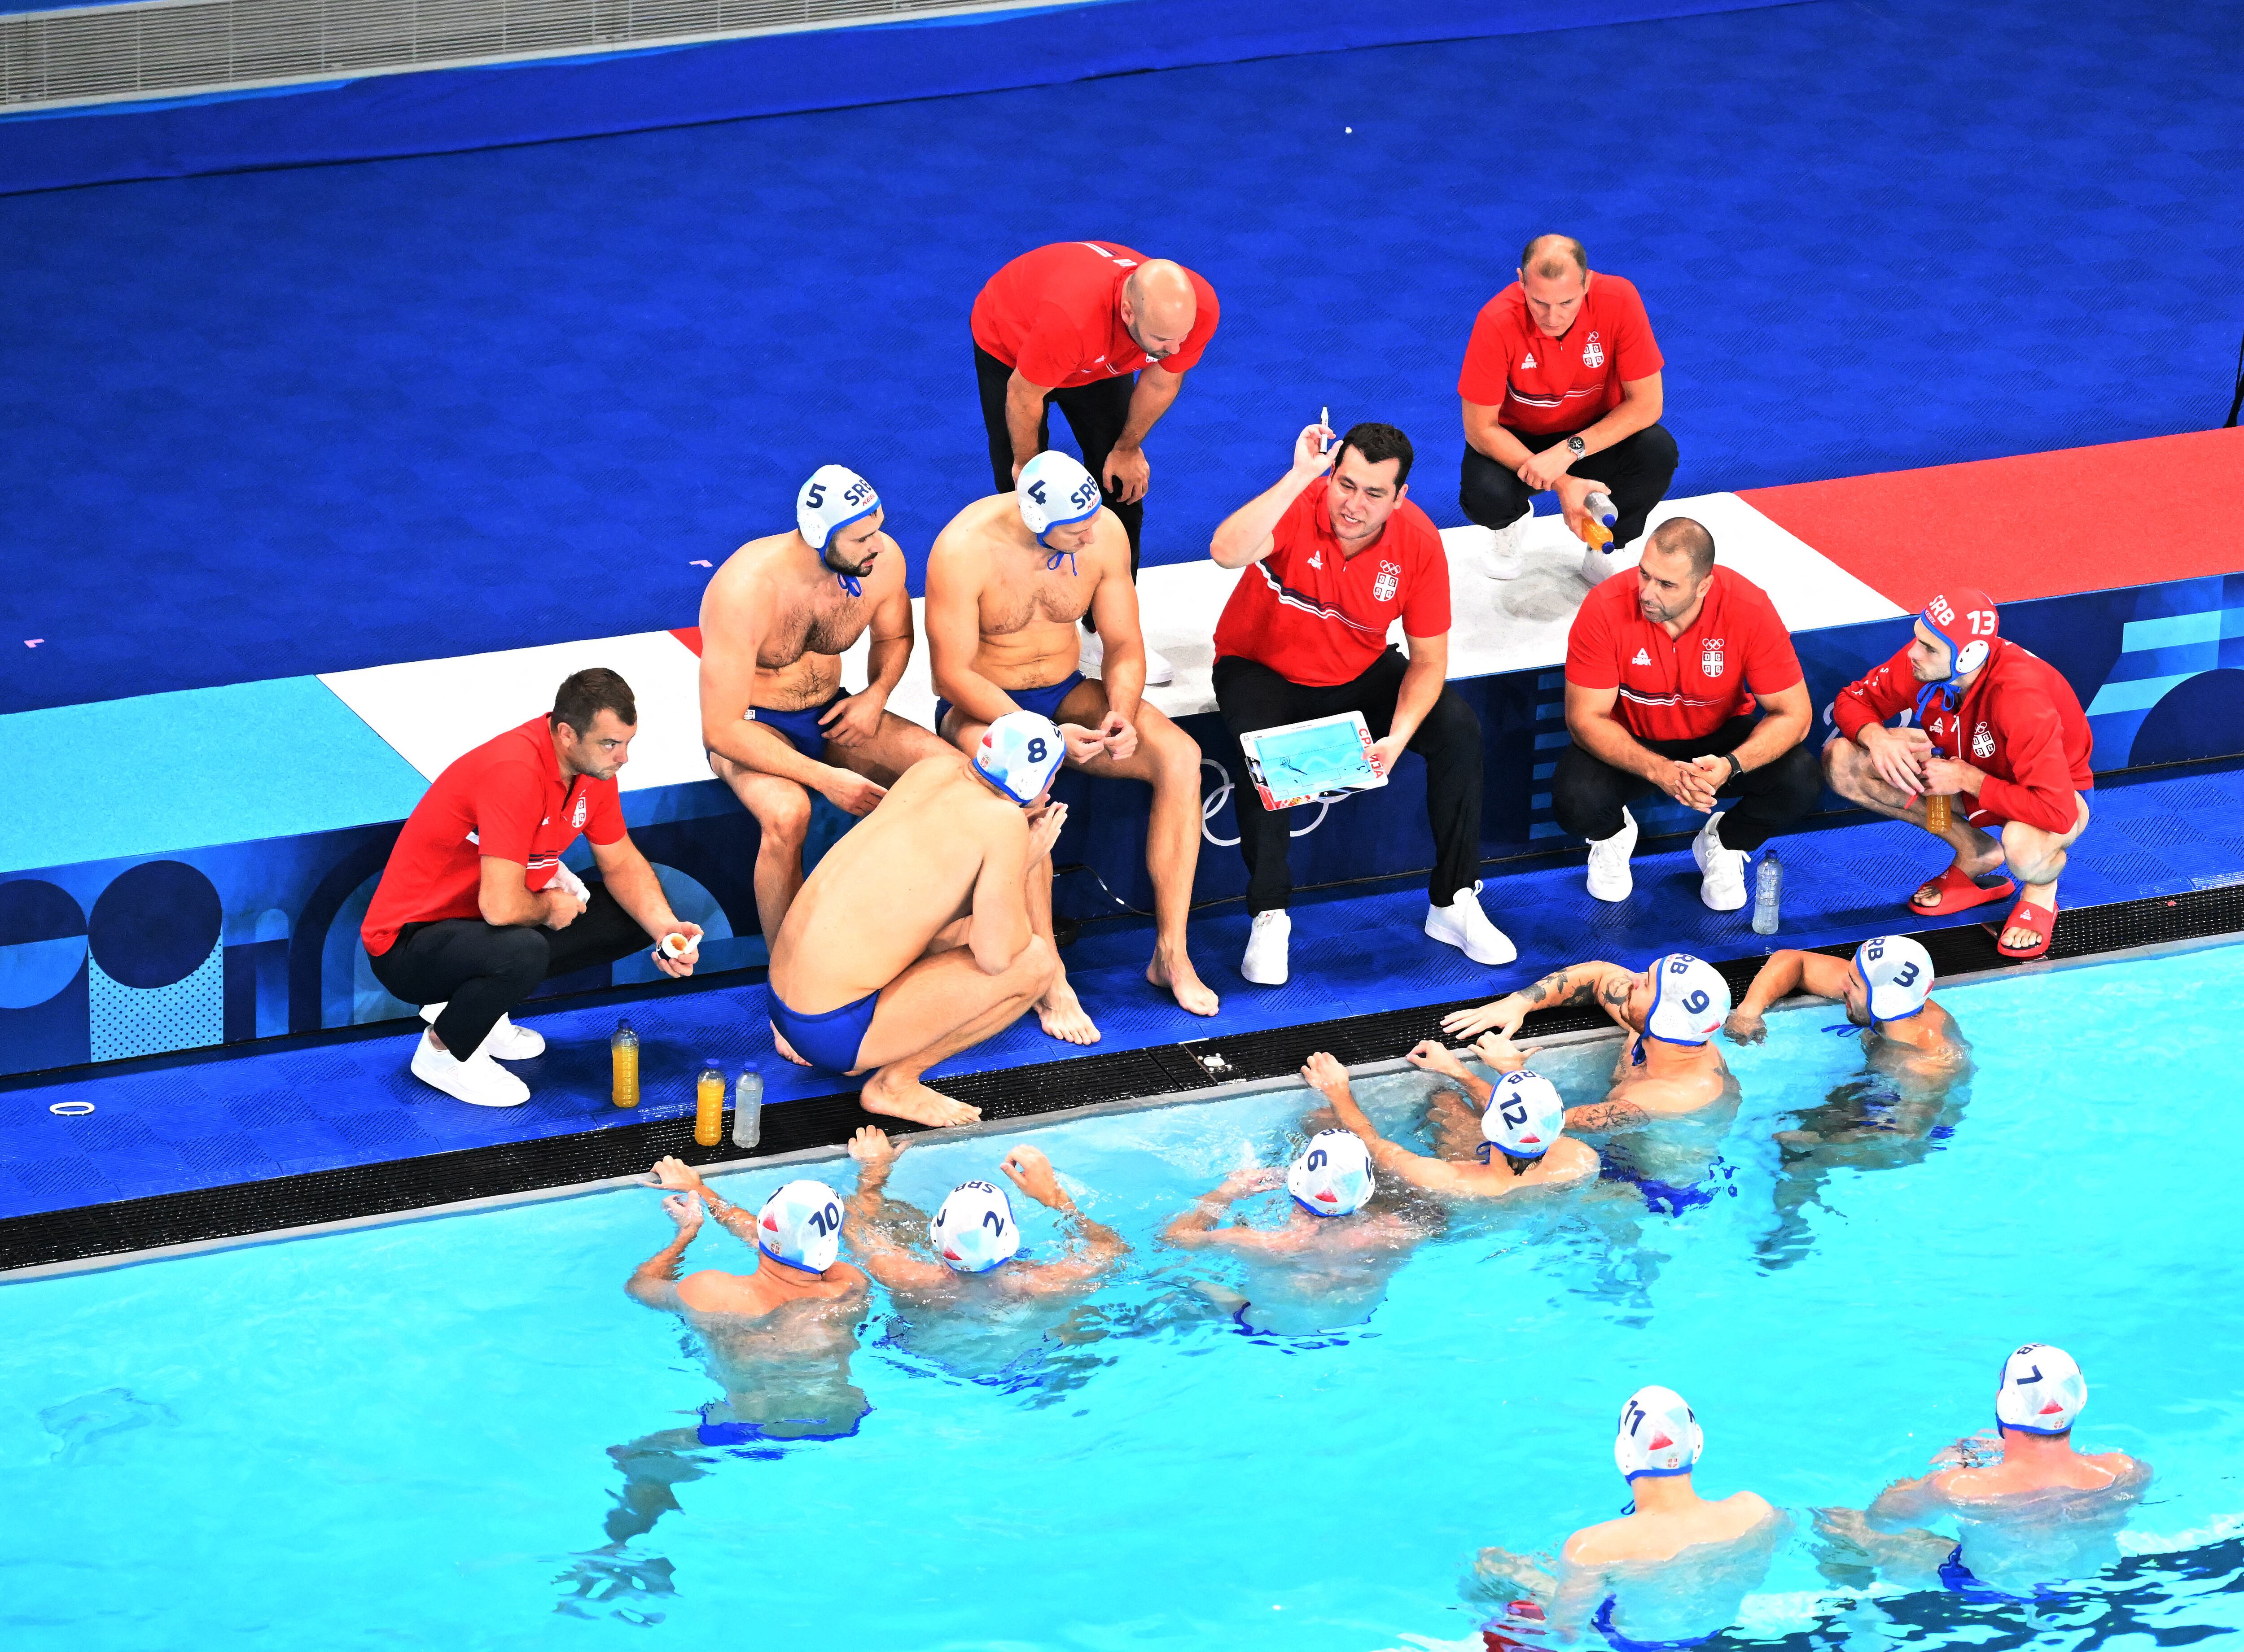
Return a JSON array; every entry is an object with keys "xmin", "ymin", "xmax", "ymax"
[{"xmin": 8, "ymin": 755, "xmax": 2241, "ymax": 1266}]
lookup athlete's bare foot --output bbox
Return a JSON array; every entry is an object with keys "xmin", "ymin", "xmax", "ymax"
[
  {"xmin": 860, "ymin": 1073, "xmax": 982, "ymax": 1128},
  {"xmin": 1148, "ymin": 946, "xmax": 1220, "ymax": 1017},
  {"xmin": 1036, "ymin": 975, "xmax": 1101, "ymax": 1045},
  {"xmin": 770, "ymin": 1021, "xmax": 811, "ymax": 1067}
]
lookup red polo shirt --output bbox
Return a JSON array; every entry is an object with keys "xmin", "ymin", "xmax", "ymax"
[
  {"xmin": 1565, "ymin": 567, "xmax": 1802, "ymax": 743},
  {"xmin": 1457, "ymin": 274, "xmax": 1663, "ymax": 436},
  {"xmin": 362, "ymin": 716, "xmax": 626, "ymax": 956},
  {"xmin": 971, "ymin": 241, "xmax": 1220, "ymax": 390},
  {"xmin": 1213, "ymin": 484, "xmax": 1451, "ymax": 687},
  {"xmin": 1832, "ymin": 639, "xmax": 2092, "ymax": 835}
]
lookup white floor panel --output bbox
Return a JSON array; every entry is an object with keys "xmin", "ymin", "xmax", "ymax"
[
  {"xmin": 319, "ymin": 492, "xmax": 1902, "ymax": 779},
  {"xmin": 320, "ymin": 630, "xmax": 711, "ymax": 790}
]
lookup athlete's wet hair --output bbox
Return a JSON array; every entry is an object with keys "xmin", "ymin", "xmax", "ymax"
[
  {"xmin": 1520, "ymin": 234, "xmax": 1589, "ymax": 279},
  {"xmin": 1335, "ymin": 422, "xmax": 1414, "ymax": 487},
  {"xmin": 551, "ymin": 667, "xmax": 637, "ymax": 736}
]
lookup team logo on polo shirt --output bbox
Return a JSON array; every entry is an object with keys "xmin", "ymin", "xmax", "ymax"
[
  {"xmin": 1582, "ymin": 332, "xmax": 1605, "ymax": 369},
  {"xmin": 1973, "ymin": 722, "xmax": 1996, "ymax": 759},
  {"xmin": 571, "ymin": 795, "xmax": 589, "ymax": 829},
  {"xmin": 1374, "ymin": 561, "xmax": 1400, "ymax": 602},
  {"xmin": 1701, "ymin": 638, "xmax": 1725, "ymax": 679}
]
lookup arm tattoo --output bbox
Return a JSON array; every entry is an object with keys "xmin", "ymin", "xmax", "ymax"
[
  {"xmin": 1524, "ymin": 969, "xmax": 1599, "ymax": 1010},
  {"xmin": 1570, "ymin": 1101, "xmax": 1650, "ymax": 1133}
]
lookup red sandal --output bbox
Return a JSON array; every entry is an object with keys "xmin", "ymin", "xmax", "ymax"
[
  {"xmin": 1993, "ymin": 898, "xmax": 2057, "ymax": 960},
  {"xmin": 1907, "ymin": 864, "xmax": 2016, "ymax": 916}
]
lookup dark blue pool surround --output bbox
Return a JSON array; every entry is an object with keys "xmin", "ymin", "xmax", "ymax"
[{"xmin": 7, "ymin": 757, "xmax": 2240, "ymax": 1228}]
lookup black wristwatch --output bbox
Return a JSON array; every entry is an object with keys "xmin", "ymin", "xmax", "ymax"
[
  {"xmin": 1722, "ymin": 752, "xmax": 1744, "ymax": 781},
  {"xmin": 1566, "ymin": 435, "xmax": 1587, "ymax": 459}
]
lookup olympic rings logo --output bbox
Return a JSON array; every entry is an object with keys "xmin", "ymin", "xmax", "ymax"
[{"xmin": 1198, "ymin": 758, "xmax": 1337, "ymax": 848}]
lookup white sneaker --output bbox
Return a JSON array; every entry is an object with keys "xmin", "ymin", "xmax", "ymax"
[
  {"xmin": 1584, "ymin": 807, "xmax": 1639, "ymax": 902},
  {"xmin": 420, "ymin": 1002, "xmax": 545, "ymax": 1060},
  {"xmin": 1424, "ymin": 883, "xmax": 1517, "ymax": 965},
  {"xmin": 1478, "ymin": 512, "xmax": 1531, "ymax": 579},
  {"xmin": 1079, "ymin": 630, "xmax": 1174, "ymax": 687},
  {"xmin": 409, "ymin": 1029, "xmax": 531, "ymax": 1107},
  {"xmin": 1580, "ymin": 533, "xmax": 1641, "ymax": 586},
  {"xmin": 1241, "ymin": 909, "xmax": 1291, "ymax": 985},
  {"xmin": 1693, "ymin": 811, "xmax": 1750, "ymax": 913}
]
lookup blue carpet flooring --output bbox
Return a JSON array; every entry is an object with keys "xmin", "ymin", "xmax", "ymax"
[
  {"xmin": 8, "ymin": 761, "xmax": 2240, "ymax": 1221},
  {"xmin": 4, "ymin": 0, "xmax": 2241, "ymax": 713}
]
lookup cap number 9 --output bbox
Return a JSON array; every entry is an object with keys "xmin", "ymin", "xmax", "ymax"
[{"xmin": 1681, "ymin": 989, "xmax": 1710, "ymax": 1015}]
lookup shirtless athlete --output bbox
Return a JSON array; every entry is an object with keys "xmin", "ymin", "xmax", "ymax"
[
  {"xmin": 925, "ymin": 450, "xmax": 1218, "ymax": 1027},
  {"xmin": 699, "ymin": 466, "xmax": 951, "ymax": 948},
  {"xmin": 1478, "ymin": 1386, "xmax": 1781, "ymax": 1651},
  {"xmin": 1443, "ymin": 953, "xmax": 1734, "ymax": 1124},
  {"xmin": 1306, "ymin": 1046, "xmax": 1598, "ymax": 1200},
  {"xmin": 764, "ymin": 713, "xmax": 1066, "ymax": 1128},
  {"xmin": 1727, "ymin": 934, "xmax": 1967, "ymax": 1081}
]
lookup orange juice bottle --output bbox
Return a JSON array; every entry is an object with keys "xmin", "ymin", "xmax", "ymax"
[
  {"xmin": 1925, "ymin": 793, "xmax": 1953, "ymax": 832},
  {"xmin": 694, "ymin": 1064, "xmax": 725, "ymax": 1147},
  {"xmin": 610, "ymin": 1019, "xmax": 640, "ymax": 1109}
]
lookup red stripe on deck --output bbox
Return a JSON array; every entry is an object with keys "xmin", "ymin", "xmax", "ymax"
[
  {"xmin": 671, "ymin": 626, "xmax": 703, "ymax": 656},
  {"xmin": 1740, "ymin": 428, "xmax": 2244, "ymax": 607}
]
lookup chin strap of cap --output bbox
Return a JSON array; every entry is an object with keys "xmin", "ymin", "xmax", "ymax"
[{"xmin": 1043, "ymin": 547, "xmax": 1079, "ymax": 577}]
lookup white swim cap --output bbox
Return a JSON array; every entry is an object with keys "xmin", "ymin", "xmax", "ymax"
[
  {"xmin": 1286, "ymin": 1129, "xmax": 1375, "ymax": 1217},
  {"xmin": 1481, "ymin": 1071, "xmax": 1567, "ymax": 1161},
  {"xmin": 931, "ymin": 1179, "xmax": 1020, "ymax": 1273},
  {"xmin": 973, "ymin": 710, "xmax": 1067, "ymax": 805},
  {"xmin": 1995, "ymin": 1343, "xmax": 2086, "ymax": 1435},
  {"xmin": 796, "ymin": 464, "xmax": 881, "ymax": 551},
  {"xmin": 1017, "ymin": 450, "xmax": 1104, "ymax": 543},
  {"xmin": 1614, "ymin": 1385, "xmax": 1704, "ymax": 1482},
  {"xmin": 1854, "ymin": 934, "xmax": 1934, "ymax": 1023},
  {"xmin": 1645, "ymin": 955, "xmax": 1730, "ymax": 1045},
  {"xmin": 757, "ymin": 1178, "xmax": 844, "ymax": 1273}
]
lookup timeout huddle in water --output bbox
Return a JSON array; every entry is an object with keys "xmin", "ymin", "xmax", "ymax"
[{"xmin": 612, "ymin": 933, "xmax": 2148, "ymax": 1644}]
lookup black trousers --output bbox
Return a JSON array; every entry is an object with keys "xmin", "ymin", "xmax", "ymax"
[
  {"xmin": 1550, "ymin": 715, "xmax": 1820, "ymax": 853},
  {"xmin": 366, "ymin": 883, "xmax": 650, "ymax": 1058},
  {"xmin": 1459, "ymin": 422, "xmax": 1680, "ymax": 549},
  {"xmin": 1212, "ymin": 649, "xmax": 1484, "ymax": 914},
  {"xmin": 974, "ymin": 341, "xmax": 1144, "ymax": 578}
]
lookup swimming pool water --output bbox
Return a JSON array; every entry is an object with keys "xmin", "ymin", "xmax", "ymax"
[{"xmin": 5, "ymin": 942, "xmax": 2244, "ymax": 1650}]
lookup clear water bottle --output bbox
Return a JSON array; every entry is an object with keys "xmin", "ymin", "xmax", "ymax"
[
  {"xmin": 732, "ymin": 1066, "xmax": 763, "ymax": 1150},
  {"xmin": 1751, "ymin": 850, "xmax": 1783, "ymax": 935}
]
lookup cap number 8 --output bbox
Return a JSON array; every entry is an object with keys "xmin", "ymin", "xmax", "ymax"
[{"xmin": 1027, "ymin": 737, "xmax": 1048, "ymax": 763}]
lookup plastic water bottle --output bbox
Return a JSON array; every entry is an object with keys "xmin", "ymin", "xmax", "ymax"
[
  {"xmin": 1751, "ymin": 850, "xmax": 1783, "ymax": 935},
  {"xmin": 732, "ymin": 1067, "xmax": 764, "ymax": 1150},
  {"xmin": 1578, "ymin": 491, "xmax": 1619, "ymax": 555},
  {"xmin": 693, "ymin": 1063, "xmax": 725, "ymax": 1147},
  {"xmin": 610, "ymin": 1019, "xmax": 640, "ymax": 1109}
]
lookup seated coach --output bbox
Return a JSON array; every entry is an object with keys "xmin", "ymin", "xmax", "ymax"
[
  {"xmin": 1557, "ymin": 518, "xmax": 1818, "ymax": 912},
  {"xmin": 1209, "ymin": 419, "xmax": 1514, "ymax": 987},
  {"xmin": 1824, "ymin": 588, "xmax": 2092, "ymax": 960},
  {"xmin": 362, "ymin": 669, "xmax": 702, "ymax": 1108}
]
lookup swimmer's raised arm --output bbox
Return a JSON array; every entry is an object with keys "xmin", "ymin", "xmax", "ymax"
[
  {"xmin": 625, "ymin": 1193, "xmax": 704, "ymax": 1311},
  {"xmin": 1162, "ymin": 1168, "xmax": 1293, "ymax": 1252},
  {"xmin": 1303, "ymin": 1052, "xmax": 1479, "ymax": 1194},
  {"xmin": 1727, "ymin": 949, "xmax": 1852, "ymax": 1044},
  {"xmin": 1441, "ymin": 961, "xmax": 1633, "ymax": 1040},
  {"xmin": 1002, "ymin": 1147, "xmax": 1127, "ymax": 1294}
]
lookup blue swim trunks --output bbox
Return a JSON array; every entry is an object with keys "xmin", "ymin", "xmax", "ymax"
[
  {"xmin": 935, "ymin": 671, "xmax": 1084, "ymax": 734},
  {"xmin": 768, "ymin": 983, "xmax": 880, "ymax": 1073},
  {"xmin": 695, "ymin": 1399, "xmax": 866, "ymax": 1456},
  {"xmin": 1591, "ymin": 1596, "xmax": 1711, "ymax": 1652},
  {"xmin": 1937, "ymin": 1545, "xmax": 2073, "ymax": 1604},
  {"xmin": 746, "ymin": 690, "xmax": 848, "ymax": 758}
]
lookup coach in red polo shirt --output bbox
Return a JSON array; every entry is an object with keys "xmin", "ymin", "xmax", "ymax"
[
  {"xmin": 971, "ymin": 240, "xmax": 1219, "ymax": 685},
  {"xmin": 1825, "ymin": 587, "xmax": 2093, "ymax": 960},
  {"xmin": 362, "ymin": 669, "xmax": 701, "ymax": 1109},
  {"xmin": 1559, "ymin": 518, "xmax": 1818, "ymax": 912},
  {"xmin": 1457, "ymin": 234, "xmax": 1678, "ymax": 584},
  {"xmin": 1208, "ymin": 420, "xmax": 1513, "ymax": 987}
]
